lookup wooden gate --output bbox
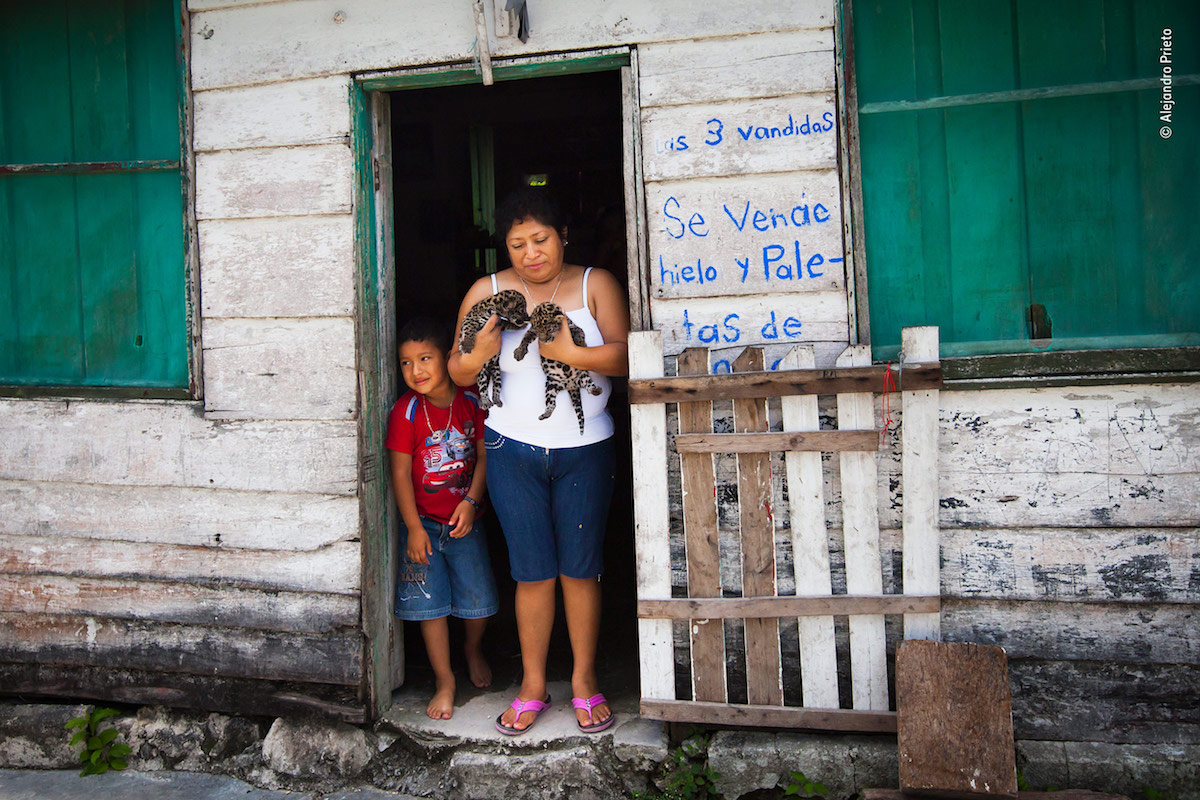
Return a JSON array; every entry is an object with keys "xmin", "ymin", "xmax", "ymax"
[{"xmin": 628, "ymin": 327, "xmax": 942, "ymax": 731}]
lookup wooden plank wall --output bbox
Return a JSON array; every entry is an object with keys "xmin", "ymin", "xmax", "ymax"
[
  {"xmin": 0, "ymin": 0, "xmax": 842, "ymax": 723},
  {"xmin": 637, "ymin": 23, "xmax": 846, "ymax": 371},
  {"xmin": 661, "ymin": 379, "xmax": 1200, "ymax": 742},
  {"xmin": 175, "ymin": 0, "xmax": 1193, "ymax": 745},
  {"xmin": 0, "ymin": 59, "xmax": 367, "ymax": 716},
  {"xmin": 0, "ymin": 0, "xmax": 1194, "ymax": 743},
  {"xmin": 927, "ymin": 384, "xmax": 1200, "ymax": 744}
]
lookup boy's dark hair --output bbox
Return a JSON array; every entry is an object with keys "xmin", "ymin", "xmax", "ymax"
[
  {"xmin": 494, "ymin": 187, "xmax": 568, "ymax": 246},
  {"xmin": 398, "ymin": 316, "xmax": 453, "ymax": 354}
]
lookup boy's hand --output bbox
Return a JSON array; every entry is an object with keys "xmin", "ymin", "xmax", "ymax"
[
  {"xmin": 406, "ymin": 526, "xmax": 433, "ymax": 564},
  {"xmin": 448, "ymin": 499, "xmax": 476, "ymax": 538}
]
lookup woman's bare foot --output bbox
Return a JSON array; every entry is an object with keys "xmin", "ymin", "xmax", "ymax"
[
  {"xmin": 465, "ymin": 645, "xmax": 492, "ymax": 688},
  {"xmin": 426, "ymin": 676, "xmax": 455, "ymax": 720}
]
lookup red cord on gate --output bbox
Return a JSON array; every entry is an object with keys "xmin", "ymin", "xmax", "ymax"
[{"xmin": 881, "ymin": 362, "xmax": 897, "ymax": 445}]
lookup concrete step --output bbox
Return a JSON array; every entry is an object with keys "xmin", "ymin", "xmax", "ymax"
[{"xmin": 373, "ymin": 678, "xmax": 670, "ymax": 799}]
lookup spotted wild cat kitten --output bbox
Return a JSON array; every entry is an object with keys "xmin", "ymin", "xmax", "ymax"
[
  {"xmin": 459, "ymin": 290, "xmax": 529, "ymax": 409},
  {"xmin": 513, "ymin": 301, "xmax": 602, "ymax": 434}
]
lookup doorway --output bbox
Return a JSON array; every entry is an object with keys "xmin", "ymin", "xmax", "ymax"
[{"xmin": 386, "ymin": 67, "xmax": 640, "ymax": 699}]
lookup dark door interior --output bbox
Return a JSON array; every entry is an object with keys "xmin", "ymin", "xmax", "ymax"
[{"xmin": 388, "ymin": 69, "xmax": 638, "ymax": 695}]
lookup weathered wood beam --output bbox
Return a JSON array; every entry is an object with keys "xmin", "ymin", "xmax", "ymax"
[
  {"xmin": 946, "ymin": 346, "xmax": 1200, "ymax": 379},
  {"xmin": 621, "ymin": 54, "xmax": 651, "ymax": 333},
  {"xmin": 0, "ymin": 479, "xmax": 356, "ymax": 551},
  {"xmin": 937, "ymin": 527, "xmax": 1200, "ymax": 603},
  {"xmin": 0, "ymin": 662, "xmax": 365, "ymax": 723},
  {"xmin": 0, "ymin": 159, "xmax": 178, "ymax": 175},
  {"xmin": 0, "ymin": 613, "xmax": 362, "ymax": 685},
  {"xmin": 629, "ymin": 362, "xmax": 942, "ymax": 404},
  {"xmin": 0, "ymin": 401, "xmax": 358, "ymax": 495},
  {"xmin": 837, "ymin": 345, "xmax": 889, "ymax": 712},
  {"xmin": 859, "ymin": 74, "xmax": 1200, "ymax": 114},
  {"xmin": 629, "ymin": 332, "xmax": 675, "ymax": 701},
  {"xmin": 943, "ymin": 599, "xmax": 1199, "ymax": 665},
  {"xmin": 640, "ymin": 699, "xmax": 897, "ymax": 733},
  {"xmin": 0, "ymin": 533, "xmax": 360, "ymax": 595},
  {"xmin": 471, "ymin": 0, "xmax": 494, "ymax": 85},
  {"xmin": 1009, "ymin": 659, "xmax": 1200, "ymax": 744},
  {"xmin": 781, "ymin": 345, "xmax": 839, "ymax": 709},
  {"xmin": 0, "ymin": 573, "xmax": 358, "ymax": 635},
  {"xmin": 675, "ymin": 430, "xmax": 878, "ymax": 453},
  {"xmin": 901, "ymin": 327, "xmax": 941, "ymax": 641},
  {"xmin": 638, "ymin": 594, "xmax": 941, "ymax": 620},
  {"xmin": 733, "ymin": 348, "xmax": 782, "ymax": 707},
  {"xmin": 678, "ymin": 348, "xmax": 727, "ymax": 704}
]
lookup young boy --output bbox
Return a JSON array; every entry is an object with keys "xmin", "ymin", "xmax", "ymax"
[{"xmin": 385, "ymin": 317, "xmax": 498, "ymax": 720}]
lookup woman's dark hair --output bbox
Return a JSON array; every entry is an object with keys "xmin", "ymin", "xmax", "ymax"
[
  {"xmin": 397, "ymin": 316, "xmax": 453, "ymax": 354},
  {"xmin": 493, "ymin": 187, "xmax": 568, "ymax": 245}
]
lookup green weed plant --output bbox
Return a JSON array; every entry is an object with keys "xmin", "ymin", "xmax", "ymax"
[
  {"xmin": 784, "ymin": 769, "xmax": 829, "ymax": 798},
  {"xmin": 634, "ymin": 732, "xmax": 722, "ymax": 800},
  {"xmin": 65, "ymin": 706, "xmax": 132, "ymax": 776}
]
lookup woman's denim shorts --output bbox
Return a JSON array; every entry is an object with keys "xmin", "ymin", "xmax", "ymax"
[
  {"xmin": 394, "ymin": 516, "xmax": 499, "ymax": 621},
  {"xmin": 484, "ymin": 428, "xmax": 615, "ymax": 582}
]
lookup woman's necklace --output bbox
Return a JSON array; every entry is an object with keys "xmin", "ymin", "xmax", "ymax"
[
  {"xmin": 517, "ymin": 267, "xmax": 564, "ymax": 306},
  {"xmin": 421, "ymin": 392, "xmax": 456, "ymax": 441}
]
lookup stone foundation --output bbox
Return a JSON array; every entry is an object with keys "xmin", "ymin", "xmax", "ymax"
[{"xmin": 2, "ymin": 701, "xmax": 1195, "ymax": 800}]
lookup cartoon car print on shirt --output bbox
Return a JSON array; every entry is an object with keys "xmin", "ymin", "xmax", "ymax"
[{"xmin": 421, "ymin": 422, "xmax": 475, "ymax": 494}]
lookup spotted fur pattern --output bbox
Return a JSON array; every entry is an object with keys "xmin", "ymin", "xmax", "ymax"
[
  {"xmin": 459, "ymin": 290, "xmax": 529, "ymax": 409},
  {"xmin": 513, "ymin": 302, "xmax": 603, "ymax": 434}
]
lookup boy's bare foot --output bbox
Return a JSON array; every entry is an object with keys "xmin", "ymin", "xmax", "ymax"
[
  {"xmin": 465, "ymin": 646, "xmax": 492, "ymax": 688},
  {"xmin": 426, "ymin": 676, "xmax": 455, "ymax": 720}
]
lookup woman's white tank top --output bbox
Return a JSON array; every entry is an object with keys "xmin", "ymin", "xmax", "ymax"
[{"xmin": 484, "ymin": 268, "xmax": 614, "ymax": 447}]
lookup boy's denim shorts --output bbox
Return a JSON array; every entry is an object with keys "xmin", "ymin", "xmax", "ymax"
[
  {"xmin": 394, "ymin": 516, "xmax": 499, "ymax": 622},
  {"xmin": 484, "ymin": 428, "xmax": 615, "ymax": 582}
]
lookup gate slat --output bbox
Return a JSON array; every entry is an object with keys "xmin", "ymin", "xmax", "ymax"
[
  {"xmin": 836, "ymin": 344, "xmax": 889, "ymax": 710},
  {"xmin": 641, "ymin": 699, "xmax": 896, "ymax": 733},
  {"xmin": 639, "ymin": 594, "xmax": 940, "ymax": 619},
  {"xmin": 678, "ymin": 348, "xmax": 726, "ymax": 703},
  {"xmin": 733, "ymin": 347, "xmax": 782, "ymax": 707},
  {"xmin": 780, "ymin": 345, "xmax": 839, "ymax": 708},
  {"xmin": 675, "ymin": 430, "xmax": 879, "ymax": 453},
  {"xmin": 901, "ymin": 327, "xmax": 941, "ymax": 641},
  {"xmin": 629, "ymin": 331, "xmax": 674, "ymax": 702}
]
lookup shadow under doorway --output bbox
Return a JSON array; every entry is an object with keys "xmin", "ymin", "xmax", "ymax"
[{"xmin": 387, "ymin": 69, "xmax": 640, "ymax": 718}]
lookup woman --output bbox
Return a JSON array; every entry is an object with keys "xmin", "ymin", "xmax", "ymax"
[{"xmin": 449, "ymin": 188, "xmax": 629, "ymax": 734}]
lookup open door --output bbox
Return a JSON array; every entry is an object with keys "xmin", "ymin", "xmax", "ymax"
[{"xmin": 361, "ymin": 49, "xmax": 647, "ymax": 709}]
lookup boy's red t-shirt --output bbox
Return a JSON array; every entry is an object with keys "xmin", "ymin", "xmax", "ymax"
[{"xmin": 385, "ymin": 387, "xmax": 485, "ymax": 525}]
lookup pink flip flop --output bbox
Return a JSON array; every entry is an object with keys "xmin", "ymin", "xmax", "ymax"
[
  {"xmin": 495, "ymin": 695, "xmax": 551, "ymax": 735},
  {"xmin": 572, "ymin": 693, "xmax": 614, "ymax": 733}
]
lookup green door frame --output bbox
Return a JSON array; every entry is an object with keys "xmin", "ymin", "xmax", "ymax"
[{"xmin": 350, "ymin": 49, "xmax": 633, "ymax": 721}]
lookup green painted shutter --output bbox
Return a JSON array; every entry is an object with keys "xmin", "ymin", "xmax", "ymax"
[
  {"xmin": 0, "ymin": 0, "xmax": 187, "ymax": 388},
  {"xmin": 853, "ymin": 0, "xmax": 1199, "ymax": 359}
]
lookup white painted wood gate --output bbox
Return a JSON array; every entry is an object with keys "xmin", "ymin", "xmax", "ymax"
[{"xmin": 628, "ymin": 327, "xmax": 943, "ymax": 730}]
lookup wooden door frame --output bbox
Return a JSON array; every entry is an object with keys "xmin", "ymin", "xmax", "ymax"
[
  {"xmin": 352, "ymin": 46, "xmax": 646, "ymax": 721},
  {"xmin": 351, "ymin": 80, "xmax": 393, "ymax": 721}
]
